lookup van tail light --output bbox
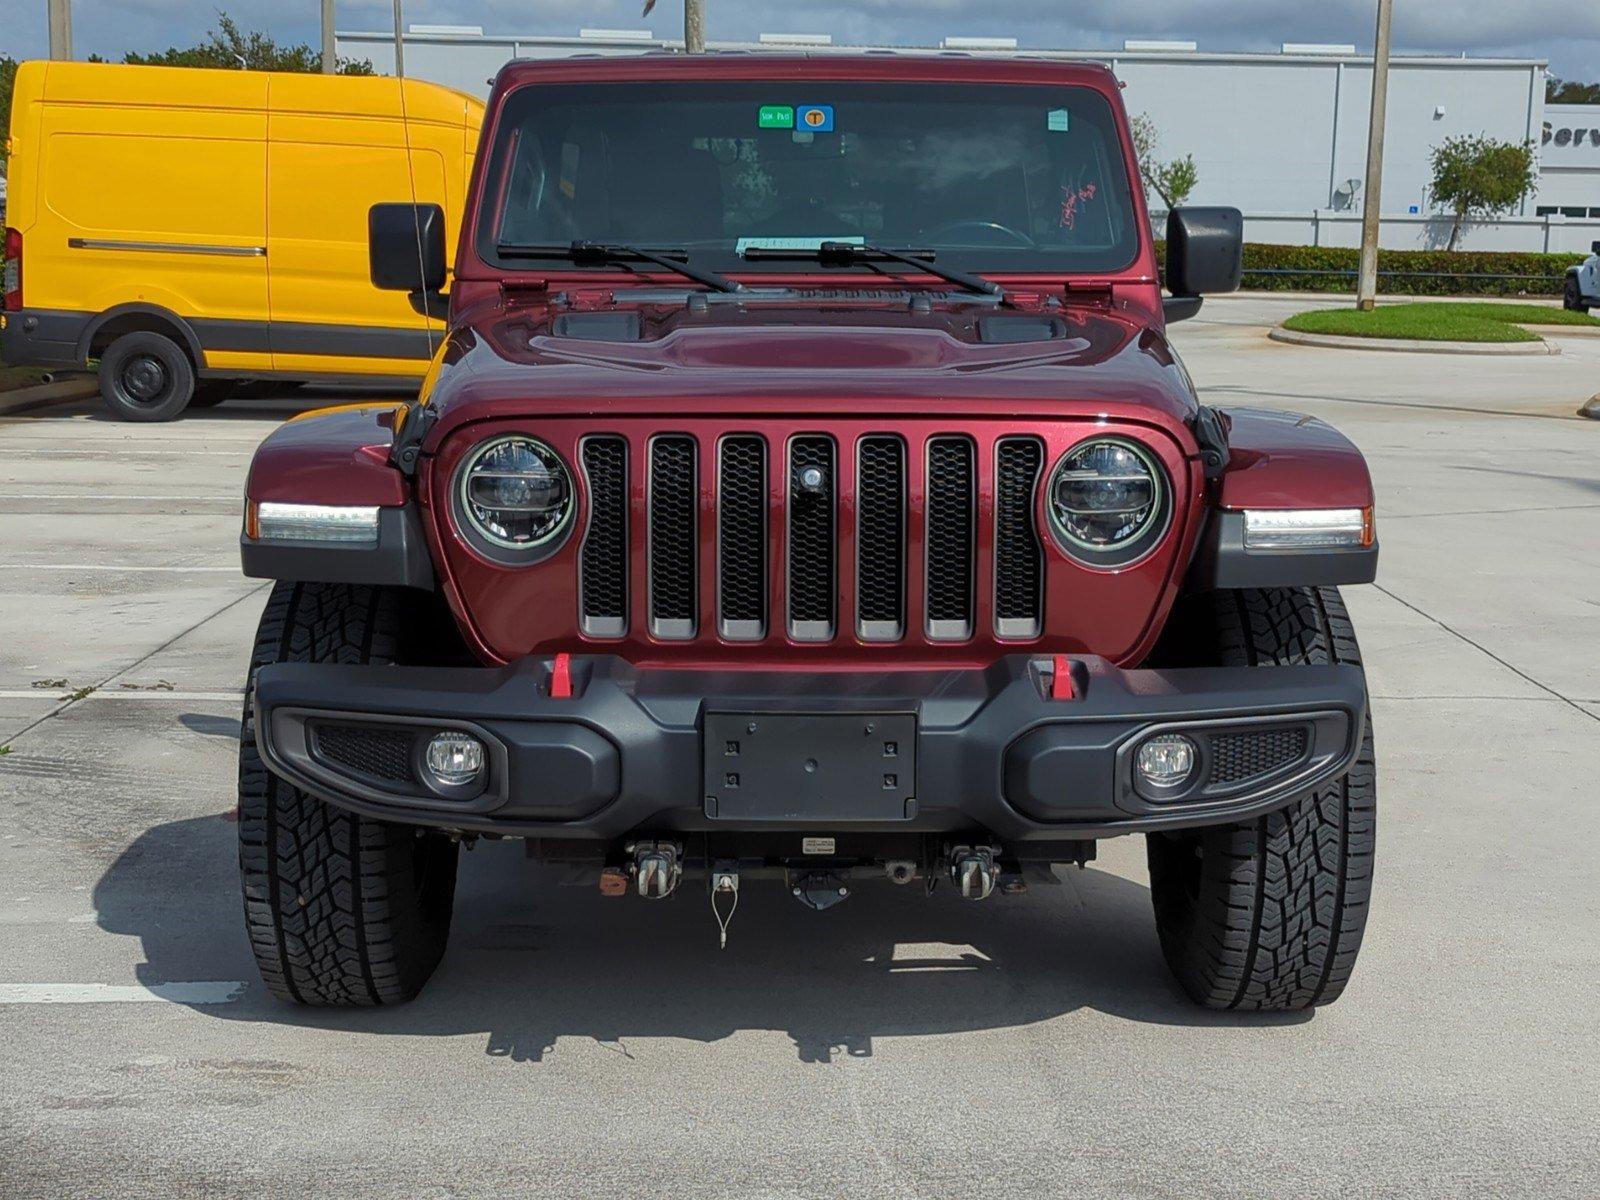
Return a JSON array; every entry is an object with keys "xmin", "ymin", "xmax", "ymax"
[{"xmin": 2, "ymin": 227, "xmax": 20, "ymax": 312}]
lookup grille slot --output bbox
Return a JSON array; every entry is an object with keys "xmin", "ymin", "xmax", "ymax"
[
  {"xmin": 994, "ymin": 437, "xmax": 1045, "ymax": 638},
  {"xmin": 925, "ymin": 437, "xmax": 975, "ymax": 640},
  {"xmin": 856, "ymin": 435, "xmax": 907, "ymax": 640},
  {"xmin": 649, "ymin": 435, "xmax": 698, "ymax": 638},
  {"xmin": 1209, "ymin": 727, "xmax": 1310, "ymax": 787},
  {"xmin": 311, "ymin": 723, "xmax": 416, "ymax": 785},
  {"xmin": 787, "ymin": 436, "xmax": 836, "ymax": 640},
  {"xmin": 718, "ymin": 435, "xmax": 767, "ymax": 640},
  {"xmin": 579, "ymin": 436, "xmax": 628, "ymax": 637}
]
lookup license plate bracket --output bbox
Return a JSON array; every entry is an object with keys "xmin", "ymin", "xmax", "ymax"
[{"xmin": 703, "ymin": 711, "xmax": 917, "ymax": 822}]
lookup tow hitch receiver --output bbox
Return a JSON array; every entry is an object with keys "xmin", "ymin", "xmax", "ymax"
[
  {"xmin": 950, "ymin": 845, "xmax": 1001, "ymax": 900},
  {"xmin": 631, "ymin": 841, "xmax": 683, "ymax": 899}
]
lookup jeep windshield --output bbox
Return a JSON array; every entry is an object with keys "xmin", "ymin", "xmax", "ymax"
[{"xmin": 477, "ymin": 81, "xmax": 1142, "ymax": 279}]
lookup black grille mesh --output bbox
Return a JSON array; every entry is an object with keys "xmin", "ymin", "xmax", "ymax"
[
  {"xmin": 649, "ymin": 436, "xmax": 698, "ymax": 632},
  {"xmin": 788, "ymin": 437, "xmax": 835, "ymax": 634},
  {"xmin": 856, "ymin": 437, "xmax": 905, "ymax": 634},
  {"xmin": 925, "ymin": 437, "xmax": 975, "ymax": 634},
  {"xmin": 313, "ymin": 723, "xmax": 415, "ymax": 784},
  {"xmin": 1209, "ymin": 727, "xmax": 1309, "ymax": 786},
  {"xmin": 718, "ymin": 436, "xmax": 766, "ymax": 632},
  {"xmin": 994, "ymin": 438, "xmax": 1044, "ymax": 633},
  {"xmin": 580, "ymin": 437, "xmax": 628, "ymax": 632}
]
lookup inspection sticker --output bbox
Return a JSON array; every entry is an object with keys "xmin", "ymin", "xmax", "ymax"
[
  {"xmin": 796, "ymin": 104, "xmax": 835, "ymax": 132},
  {"xmin": 758, "ymin": 104, "xmax": 795, "ymax": 129},
  {"xmin": 1047, "ymin": 108, "xmax": 1071, "ymax": 132}
]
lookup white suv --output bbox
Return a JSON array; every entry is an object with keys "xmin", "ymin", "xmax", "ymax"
[{"xmin": 1565, "ymin": 241, "xmax": 1600, "ymax": 311}]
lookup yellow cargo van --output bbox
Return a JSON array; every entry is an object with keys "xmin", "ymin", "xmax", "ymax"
[{"xmin": 0, "ymin": 62, "xmax": 483, "ymax": 420}]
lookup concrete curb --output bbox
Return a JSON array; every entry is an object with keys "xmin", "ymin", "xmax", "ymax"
[
  {"xmin": 0, "ymin": 376, "xmax": 98, "ymax": 416},
  {"xmin": 1523, "ymin": 323, "xmax": 1600, "ymax": 339},
  {"xmin": 1580, "ymin": 395, "xmax": 1600, "ymax": 420},
  {"xmin": 1268, "ymin": 326, "xmax": 1560, "ymax": 356}
]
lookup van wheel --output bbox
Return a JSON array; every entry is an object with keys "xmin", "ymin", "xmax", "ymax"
[{"xmin": 98, "ymin": 331, "xmax": 196, "ymax": 421}]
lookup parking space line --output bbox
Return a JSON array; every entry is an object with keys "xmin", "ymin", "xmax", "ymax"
[
  {"xmin": 0, "ymin": 689, "xmax": 243, "ymax": 701},
  {"xmin": 0, "ymin": 982, "xmax": 247, "ymax": 1005},
  {"xmin": 0, "ymin": 494, "xmax": 240, "ymax": 501},
  {"xmin": 0, "ymin": 563, "xmax": 240, "ymax": 572}
]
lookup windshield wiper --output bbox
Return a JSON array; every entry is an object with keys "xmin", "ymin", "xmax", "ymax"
[
  {"xmin": 496, "ymin": 240, "xmax": 744, "ymax": 293},
  {"xmin": 742, "ymin": 241, "xmax": 1004, "ymax": 298}
]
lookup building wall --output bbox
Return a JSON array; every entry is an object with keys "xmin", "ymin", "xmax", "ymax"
[{"xmin": 337, "ymin": 30, "xmax": 1591, "ymax": 253}]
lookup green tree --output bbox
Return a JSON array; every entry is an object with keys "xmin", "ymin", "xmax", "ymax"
[
  {"xmin": 114, "ymin": 12, "xmax": 373, "ymax": 74},
  {"xmin": 1428, "ymin": 134, "xmax": 1538, "ymax": 251},
  {"xmin": 1130, "ymin": 112, "xmax": 1199, "ymax": 210},
  {"xmin": 0, "ymin": 55, "xmax": 17, "ymax": 174},
  {"xmin": 1547, "ymin": 77, "xmax": 1600, "ymax": 105}
]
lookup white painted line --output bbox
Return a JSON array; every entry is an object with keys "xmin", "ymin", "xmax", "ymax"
[
  {"xmin": 0, "ymin": 982, "xmax": 247, "ymax": 1005},
  {"xmin": 0, "ymin": 563, "xmax": 240, "ymax": 573},
  {"xmin": 0, "ymin": 689, "xmax": 243, "ymax": 701},
  {"xmin": 0, "ymin": 494, "xmax": 239, "ymax": 501}
]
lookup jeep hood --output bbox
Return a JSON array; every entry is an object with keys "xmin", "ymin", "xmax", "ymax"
[{"xmin": 420, "ymin": 297, "xmax": 1201, "ymax": 444}]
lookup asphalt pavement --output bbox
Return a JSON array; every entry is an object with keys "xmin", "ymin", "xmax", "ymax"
[{"xmin": 1, "ymin": 295, "xmax": 1597, "ymax": 1199}]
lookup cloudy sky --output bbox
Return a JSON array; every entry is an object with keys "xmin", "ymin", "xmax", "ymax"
[{"xmin": 5, "ymin": 0, "xmax": 1598, "ymax": 81}]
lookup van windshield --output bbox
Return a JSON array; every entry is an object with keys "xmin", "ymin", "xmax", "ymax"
[{"xmin": 477, "ymin": 80, "xmax": 1142, "ymax": 276}]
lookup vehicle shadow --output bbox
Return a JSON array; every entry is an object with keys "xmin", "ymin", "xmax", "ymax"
[{"xmin": 93, "ymin": 814, "xmax": 1309, "ymax": 1065}]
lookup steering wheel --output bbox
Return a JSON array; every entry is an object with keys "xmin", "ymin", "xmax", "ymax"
[{"xmin": 921, "ymin": 219, "xmax": 1036, "ymax": 249}]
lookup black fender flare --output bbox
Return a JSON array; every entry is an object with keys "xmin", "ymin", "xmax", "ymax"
[{"xmin": 74, "ymin": 303, "xmax": 208, "ymax": 369}]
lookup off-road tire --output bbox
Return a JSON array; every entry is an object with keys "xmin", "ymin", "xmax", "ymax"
[
  {"xmin": 239, "ymin": 582, "xmax": 459, "ymax": 1006},
  {"xmin": 97, "ymin": 331, "xmax": 196, "ymax": 422},
  {"xmin": 1147, "ymin": 586, "xmax": 1376, "ymax": 1011},
  {"xmin": 1565, "ymin": 275, "xmax": 1589, "ymax": 313}
]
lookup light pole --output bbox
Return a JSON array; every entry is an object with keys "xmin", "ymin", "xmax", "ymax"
[
  {"xmin": 1357, "ymin": 0, "xmax": 1394, "ymax": 312},
  {"xmin": 48, "ymin": 0, "xmax": 73, "ymax": 60},
  {"xmin": 684, "ymin": 0, "xmax": 705, "ymax": 53},
  {"xmin": 322, "ymin": 0, "xmax": 336, "ymax": 74},
  {"xmin": 392, "ymin": 0, "xmax": 404, "ymax": 77}
]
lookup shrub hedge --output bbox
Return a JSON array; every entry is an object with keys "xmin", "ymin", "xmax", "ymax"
[{"xmin": 1154, "ymin": 241, "xmax": 1585, "ymax": 297}]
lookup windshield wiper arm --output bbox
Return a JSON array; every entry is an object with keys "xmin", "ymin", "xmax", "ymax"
[
  {"xmin": 741, "ymin": 241, "xmax": 1004, "ymax": 298},
  {"xmin": 496, "ymin": 240, "xmax": 744, "ymax": 293}
]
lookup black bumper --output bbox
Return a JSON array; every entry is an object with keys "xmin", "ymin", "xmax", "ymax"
[
  {"xmin": 252, "ymin": 655, "xmax": 1366, "ymax": 842},
  {"xmin": 0, "ymin": 309, "xmax": 88, "ymax": 370}
]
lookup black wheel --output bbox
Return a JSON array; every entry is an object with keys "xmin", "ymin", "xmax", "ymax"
[
  {"xmin": 97, "ymin": 331, "xmax": 196, "ymax": 421},
  {"xmin": 188, "ymin": 381, "xmax": 236, "ymax": 408},
  {"xmin": 1564, "ymin": 275, "xmax": 1589, "ymax": 313},
  {"xmin": 239, "ymin": 582, "xmax": 459, "ymax": 1006},
  {"xmin": 1146, "ymin": 587, "xmax": 1376, "ymax": 1011}
]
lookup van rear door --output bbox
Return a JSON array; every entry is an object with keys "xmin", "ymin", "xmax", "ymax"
[{"xmin": 264, "ymin": 75, "xmax": 443, "ymax": 379}]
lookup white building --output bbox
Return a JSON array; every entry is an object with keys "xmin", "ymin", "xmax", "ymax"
[{"xmin": 336, "ymin": 27, "xmax": 1599, "ymax": 254}]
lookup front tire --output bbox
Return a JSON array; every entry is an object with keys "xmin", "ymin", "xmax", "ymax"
[
  {"xmin": 1565, "ymin": 275, "xmax": 1589, "ymax": 313},
  {"xmin": 1146, "ymin": 587, "xmax": 1376, "ymax": 1011},
  {"xmin": 97, "ymin": 331, "xmax": 196, "ymax": 421},
  {"xmin": 238, "ymin": 582, "xmax": 459, "ymax": 1006}
]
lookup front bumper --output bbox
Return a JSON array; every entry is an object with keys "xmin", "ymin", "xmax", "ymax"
[{"xmin": 252, "ymin": 655, "xmax": 1366, "ymax": 842}]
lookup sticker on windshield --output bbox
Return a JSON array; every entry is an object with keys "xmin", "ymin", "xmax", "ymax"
[
  {"xmin": 1047, "ymin": 108, "xmax": 1071, "ymax": 133},
  {"xmin": 734, "ymin": 235, "xmax": 864, "ymax": 257},
  {"xmin": 758, "ymin": 104, "xmax": 795, "ymax": 129},
  {"xmin": 796, "ymin": 104, "xmax": 834, "ymax": 132}
]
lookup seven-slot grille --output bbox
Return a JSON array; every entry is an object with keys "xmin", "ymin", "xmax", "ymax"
[{"xmin": 578, "ymin": 431, "xmax": 1049, "ymax": 645}]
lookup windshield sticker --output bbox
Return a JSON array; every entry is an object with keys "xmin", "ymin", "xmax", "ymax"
[
  {"xmin": 1047, "ymin": 108, "xmax": 1071, "ymax": 133},
  {"xmin": 796, "ymin": 104, "xmax": 835, "ymax": 132},
  {"xmin": 758, "ymin": 105, "xmax": 795, "ymax": 129},
  {"xmin": 734, "ymin": 235, "xmax": 864, "ymax": 257}
]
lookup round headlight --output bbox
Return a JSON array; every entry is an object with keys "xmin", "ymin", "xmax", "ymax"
[
  {"xmin": 457, "ymin": 436, "xmax": 573, "ymax": 555},
  {"xmin": 1048, "ymin": 438, "xmax": 1168, "ymax": 564}
]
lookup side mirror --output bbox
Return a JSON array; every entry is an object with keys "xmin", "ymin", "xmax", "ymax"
[
  {"xmin": 1164, "ymin": 207, "xmax": 1243, "ymax": 322},
  {"xmin": 369, "ymin": 203, "xmax": 447, "ymax": 293}
]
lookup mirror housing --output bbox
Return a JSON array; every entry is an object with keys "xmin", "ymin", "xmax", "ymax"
[
  {"xmin": 1165, "ymin": 207, "xmax": 1244, "ymax": 316},
  {"xmin": 369, "ymin": 203, "xmax": 447, "ymax": 293}
]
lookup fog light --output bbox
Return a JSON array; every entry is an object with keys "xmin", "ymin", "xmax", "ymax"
[
  {"xmin": 424, "ymin": 732, "xmax": 485, "ymax": 787},
  {"xmin": 1135, "ymin": 734, "xmax": 1197, "ymax": 789}
]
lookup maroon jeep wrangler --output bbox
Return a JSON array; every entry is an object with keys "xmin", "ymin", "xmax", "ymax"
[{"xmin": 237, "ymin": 54, "xmax": 1377, "ymax": 1011}]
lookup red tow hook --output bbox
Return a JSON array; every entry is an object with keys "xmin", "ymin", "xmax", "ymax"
[
  {"xmin": 549, "ymin": 652, "xmax": 574, "ymax": 699},
  {"xmin": 1051, "ymin": 655, "xmax": 1078, "ymax": 701}
]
